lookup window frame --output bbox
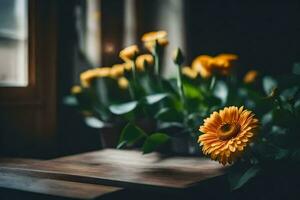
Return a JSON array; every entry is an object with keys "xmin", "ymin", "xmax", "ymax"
[
  {"xmin": 0, "ymin": 0, "xmax": 58, "ymax": 157},
  {"xmin": 0, "ymin": 0, "xmax": 38, "ymax": 105}
]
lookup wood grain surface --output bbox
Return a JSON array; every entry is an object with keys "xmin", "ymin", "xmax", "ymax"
[
  {"xmin": 0, "ymin": 149, "xmax": 226, "ymax": 191},
  {"xmin": 0, "ymin": 172, "xmax": 121, "ymax": 199},
  {"xmin": 0, "ymin": 158, "xmax": 122, "ymax": 199}
]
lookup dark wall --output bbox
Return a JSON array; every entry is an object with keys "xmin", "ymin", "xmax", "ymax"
[
  {"xmin": 56, "ymin": 0, "xmax": 125, "ymax": 156},
  {"xmin": 56, "ymin": 0, "xmax": 101, "ymax": 156},
  {"xmin": 186, "ymin": 0, "xmax": 300, "ymax": 75}
]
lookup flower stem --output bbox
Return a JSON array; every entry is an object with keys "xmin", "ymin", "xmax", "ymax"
[
  {"xmin": 130, "ymin": 61, "xmax": 137, "ymax": 100},
  {"xmin": 128, "ymin": 83, "xmax": 135, "ymax": 100},
  {"xmin": 209, "ymin": 75, "xmax": 216, "ymax": 91},
  {"xmin": 131, "ymin": 61, "xmax": 137, "ymax": 85},
  {"xmin": 176, "ymin": 64, "xmax": 185, "ymax": 104},
  {"xmin": 154, "ymin": 51, "xmax": 162, "ymax": 90}
]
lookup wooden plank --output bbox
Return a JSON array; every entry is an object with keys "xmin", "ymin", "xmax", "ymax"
[
  {"xmin": 0, "ymin": 149, "xmax": 226, "ymax": 191},
  {"xmin": 0, "ymin": 171, "xmax": 122, "ymax": 199},
  {"xmin": 0, "ymin": 158, "xmax": 39, "ymax": 167}
]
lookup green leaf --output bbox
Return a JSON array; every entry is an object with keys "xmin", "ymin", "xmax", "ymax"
[
  {"xmin": 145, "ymin": 93, "xmax": 169, "ymax": 104},
  {"xmin": 261, "ymin": 111, "xmax": 273, "ymax": 126},
  {"xmin": 63, "ymin": 95, "xmax": 78, "ymax": 106},
  {"xmin": 292, "ymin": 63, "xmax": 300, "ymax": 75},
  {"xmin": 263, "ymin": 76, "xmax": 277, "ymax": 95},
  {"xmin": 274, "ymin": 148, "xmax": 290, "ymax": 160},
  {"xmin": 161, "ymin": 78, "xmax": 178, "ymax": 94},
  {"xmin": 295, "ymin": 100, "xmax": 300, "ymax": 111},
  {"xmin": 272, "ymin": 108, "xmax": 294, "ymax": 127},
  {"xmin": 187, "ymin": 112, "xmax": 203, "ymax": 127},
  {"xmin": 142, "ymin": 133, "xmax": 170, "ymax": 154},
  {"xmin": 157, "ymin": 122, "xmax": 184, "ymax": 130},
  {"xmin": 84, "ymin": 117, "xmax": 107, "ymax": 128},
  {"xmin": 291, "ymin": 149, "xmax": 300, "ymax": 161},
  {"xmin": 117, "ymin": 123, "xmax": 146, "ymax": 149},
  {"xmin": 183, "ymin": 83, "xmax": 203, "ymax": 99},
  {"xmin": 93, "ymin": 106, "xmax": 111, "ymax": 121},
  {"xmin": 213, "ymin": 80, "xmax": 228, "ymax": 105},
  {"xmin": 270, "ymin": 125, "xmax": 287, "ymax": 136},
  {"xmin": 255, "ymin": 143, "xmax": 289, "ymax": 160},
  {"xmin": 230, "ymin": 165, "xmax": 261, "ymax": 190},
  {"xmin": 109, "ymin": 101, "xmax": 138, "ymax": 115},
  {"xmin": 154, "ymin": 108, "xmax": 183, "ymax": 122},
  {"xmin": 280, "ymin": 86, "xmax": 299, "ymax": 101},
  {"xmin": 203, "ymin": 95, "xmax": 222, "ymax": 107}
]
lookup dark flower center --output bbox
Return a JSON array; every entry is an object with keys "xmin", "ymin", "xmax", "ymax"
[{"xmin": 218, "ymin": 122, "xmax": 241, "ymax": 140}]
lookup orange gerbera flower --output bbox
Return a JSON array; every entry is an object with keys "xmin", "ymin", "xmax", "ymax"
[
  {"xmin": 191, "ymin": 54, "xmax": 238, "ymax": 78},
  {"xmin": 119, "ymin": 45, "xmax": 139, "ymax": 62},
  {"xmin": 80, "ymin": 67, "xmax": 111, "ymax": 88},
  {"xmin": 198, "ymin": 106, "xmax": 259, "ymax": 165},
  {"xmin": 135, "ymin": 54, "xmax": 154, "ymax": 71},
  {"xmin": 118, "ymin": 77, "xmax": 129, "ymax": 89},
  {"xmin": 243, "ymin": 70, "xmax": 258, "ymax": 84},
  {"xmin": 182, "ymin": 66, "xmax": 198, "ymax": 79},
  {"xmin": 110, "ymin": 64, "xmax": 125, "ymax": 79},
  {"xmin": 71, "ymin": 85, "xmax": 82, "ymax": 95},
  {"xmin": 141, "ymin": 31, "xmax": 168, "ymax": 52},
  {"xmin": 212, "ymin": 54, "xmax": 238, "ymax": 75},
  {"xmin": 192, "ymin": 55, "xmax": 214, "ymax": 78}
]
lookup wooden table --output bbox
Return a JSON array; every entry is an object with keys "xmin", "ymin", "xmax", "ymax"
[{"xmin": 0, "ymin": 149, "xmax": 226, "ymax": 199}]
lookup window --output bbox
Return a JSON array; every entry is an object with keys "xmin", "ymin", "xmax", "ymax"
[
  {"xmin": 0, "ymin": 0, "xmax": 57, "ymax": 157},
  {"xmin": 0, "ymin": 0, "xmax": 28, "ymax": 87}
]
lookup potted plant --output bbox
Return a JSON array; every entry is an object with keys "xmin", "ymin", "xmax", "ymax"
[
  {"xmin": 67, "ymin": 30, "xmax": 300, "ymax": 156},
  {"xmin": 65, "ymin": 29, "xmax": 300, "ymax": 193},
  {"xmin": 66, "ymin": 30, "xmax": 234, "ymax": 153}
]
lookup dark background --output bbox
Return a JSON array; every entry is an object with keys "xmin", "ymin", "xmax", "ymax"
[{"xmin": 186, "ymin": 0, "xmax": 300, "ymax": 75}]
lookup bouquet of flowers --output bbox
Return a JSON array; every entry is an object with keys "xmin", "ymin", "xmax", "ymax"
[{"xmin": 68, "ymin": 30, "xmax": 300, "ymax": 190}]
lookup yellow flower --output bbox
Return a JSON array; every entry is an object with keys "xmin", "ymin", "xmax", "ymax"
[
  {"xmin": 135, "ymin": 54, "xmax": 154, "ymax": 71},
  {"xmin": 80, "ymin": 70, "xmax": 96, "ymax": 88},
  {"xmin": 243, "ymin": 70, "xmax": 258, "ymax": 84},
  {"xmin": 215, "ymin": 54, "xmax": 238, "ymax": 62},
  {"xmin": 212, "ymin": 54, "xmax": 238, "ymax": 75},
  {"xmin": 191, "ymin": 54, "xmax": 238, "ymax": 78},
  {"xmin": 110, "ymin": 64, "xmax": 125, "ymax": 79},
  {"xmin": 71, "ymin": 85, "xmax": 82, "ymax": 95},
  {"xmin": 182, "ymin": 66, "xmax": 198, "ymax": 79},
  {"xmin": 80, "ymin": 67, "xmax": 111, "ymax": 87},
  {"xmin": 141, "ymin": 31, "xmax": 168, "ymax": 52},
  {"xmin": 123, "ymin": 62, "xmax": 133, "ymax": 71},
  {"xmin": 119, "ymin": 45, "xmax": 139, "ymax": 62},
  {"xmin": 95, "ymin": 67, "xmax": 111, "ymax": 77},
  {"xmin": 192, "ymin": 55, "xmax": 214, "ymax": 78},
  {"xmin": 141, "ymin": 30, "xmax": 167, "ymax": 43},
  {"xmin": 198, "ymin": 106, "xmax": 259, "ymax": 165},
  {"xmin": 118, "ymin": 77, "xmax": 129, "ymax": 89}
]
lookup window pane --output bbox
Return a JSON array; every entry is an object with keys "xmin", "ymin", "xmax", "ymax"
[{"xmin": 0, "ymin": 0, "xmax": 28, "ymax": 87}]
